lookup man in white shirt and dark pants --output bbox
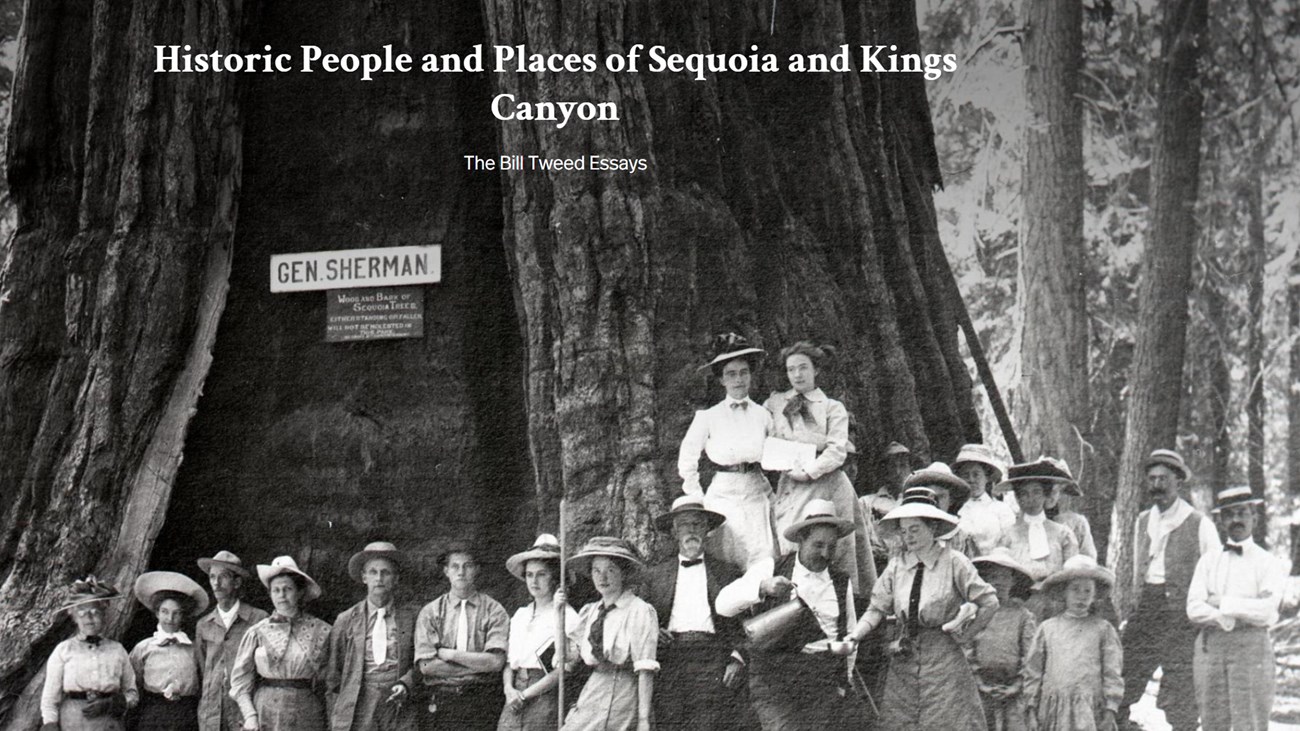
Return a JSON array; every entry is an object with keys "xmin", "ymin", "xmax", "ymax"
[
  {"xmin": 1119, "ymin": 449, "xmax": 1220, "ymax": 731},
  {"xmin": 639, "ymin": 495, "xmax": 747, "ymax": 730},
  {"xmin": 1187, "ymin": 486, "xmax": 1288, "ymax": 731},
  {"xmin": 716, "ymin": 499, "xmax": 866, "ymax": 731}
]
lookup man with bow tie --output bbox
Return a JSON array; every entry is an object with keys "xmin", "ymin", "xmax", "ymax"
[
  {"xmin": 195, "ymin": 552, "xmax": 269, "ymax": 731},
  {"xmin": 1187, "ymin": 486, "xmax": 1288, "ymax": 731},
  {"xmin": 1119, "ymin": 449, "xmax": 1219, "ymax": 731},
  {"xmin": 638, "ymin": 495, "xmax": 748, "ymax": 730},
  {"xmin": 328, "ymin": 542, "xmax": 421, "ymax": 731}
]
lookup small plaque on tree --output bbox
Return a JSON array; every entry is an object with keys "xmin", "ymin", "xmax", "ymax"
[{"xmin": 325, "ymin": 287, "xmax": 424, "ymax": 342}]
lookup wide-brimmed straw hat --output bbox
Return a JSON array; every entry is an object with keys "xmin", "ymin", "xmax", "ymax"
[
  {"xmin": 782, "ymin": 498, "xmax": 856, "ymax": 542},
  {"xmin": 1144, "ymin": 449, "xmax": 1190, "ymax": 481},
  {"xmin": 996, "ymin": 457, "xmax": 1076, "ymax": 496},
  {"xmin": 134, "ymin": 571, "xmax": 210, "ymax": 615},
  {"xmin": 197, "ymin": 550, "xmax": 251, "ymax": 579},
  {"xmin": 1210, "ymin": 485, "xmax": 1263, "ymax": 514},
  {"xmin": 1040, "ymin": 555, "xmax": 1115, "ymax": 589},
  {"xmin": 880, "ymin": 487, "xmax": 960, "ymax": 527},
  {"xmin": 952, "ymin": 444, "xmax": 1004, "ymax": 484},
  {"xmin": 654, "ymin": 494, "xmax": 726, "ymax": 533},
  {"xmin": 569, "ymin": 536, "xmax": 645, "ymax": 578},
  {"xmin": 904, "ymin": 462, "xmax": 970, "ymax": 503},
  {"xmin": 347, "ymin": 541, "xmax": 407, "ymax": 583},
  {"xmin": 698, "ymin": 332, "xmax": 765, "ymax": 371},
  {"xmin": 973, "ymin": 547, "xmax": 1034, "ymax": 589},
  {"xmin": 257, "ymin": 556, "xmax": 322, "ymax": 602},
  {"xmin": 505, "ymin": 534, "xmax": 563, "ymax": 580},
  {"xmin": 58, "ymin": 576, "xmax": 124, "ymax": 613}
]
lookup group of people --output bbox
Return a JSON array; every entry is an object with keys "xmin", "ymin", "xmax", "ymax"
[{"xmin": 36, "ymin": 332, "xmax": 1289, "ymax": 731}]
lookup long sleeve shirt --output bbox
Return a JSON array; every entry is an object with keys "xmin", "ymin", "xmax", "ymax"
[
  {"xmin": 958, "ymin": 494, "xmax": 1016, "ymax": 555},
  {"xmin": 228, "ymin": 614, "xmax": 332, "ymax": 723},
  {"xmin": 130, "ymin": 631, "xmax": 201, "ymax": 696},
  {"xmin": 864, "ymin": 544, "xmax": 998, "ymax": 628},
  {"xmin": 677, "ymin": 399, "xmax": 772, "ymax": 494},
  {"xmin": 41, "ymin": 636, "xmax": 139, "ymax": 723},
  {"xmin": 1187, "ymin": 538, "xmax": 1289, "ymax": 630},
  {"xmin": 574, "ymin": 591, "xmax": 660, "ymax": 673},
  {"xmin": 761, "ymin": 388, "xmax": 850, "ymax": 480}
]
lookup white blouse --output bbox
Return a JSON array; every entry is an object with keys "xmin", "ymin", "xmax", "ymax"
[
  {"xmin": 677, "ymin": 398, "xmax": 772, "ymax": 494},
  {"xmin": 506, "ymin": 602, "xmax": 583, "ymax": 670}
]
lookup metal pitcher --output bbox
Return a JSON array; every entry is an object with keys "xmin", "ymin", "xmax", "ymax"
[{"xmin": 741, "ymin": 597, "xmax": 806, "ymax": 651}]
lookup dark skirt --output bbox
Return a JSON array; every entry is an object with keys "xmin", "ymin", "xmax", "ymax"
[
  {"xmin": 132, "ymin": 692, "xmax": 199, "ymax": 731},
  {"xmin": 497, "ymin": 668, "xmax": 558, "ymax": 731}
]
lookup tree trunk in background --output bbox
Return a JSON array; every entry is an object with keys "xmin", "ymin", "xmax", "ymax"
[
  {"xmin": 1289, "ymin": 253, "xmax": 1300, "ymax": 497},
  {"xmin": 481, "ymin": 0, "xmax": 980, "ymax": 551},
  {"xmin": 1109, "ymin": 0, "xmax": 1208, "ymax": 619},
  {"xmin": 1016, "ymin": 0, "xmax": 1089, "ymax": 498},
  {"xmin": 0, "ymin": 0, "xmax": 244, "ymax": 721},
  {"xmin": 1244, "ymin": 6, "xmax": 1267, "ymax": 544}
]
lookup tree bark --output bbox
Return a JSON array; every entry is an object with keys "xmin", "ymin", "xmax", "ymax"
[
  {"xmin": 481, "ymin": 0, "xmax": 980, "ymax": 552},
  {"xmin": 1109, "ymin": 0, "xmax": 1208, "ymax": 619},
  {"xmin": 1016, "ymin": 0, "xmax": 1089, "ymax": 486},
  {"xmin": 0, "ymin": 0, "xmax": 245, "ymax": 721},
  {"xmin": 1244, "ymin": 5, "xmax": 1267, "ymax": 543}
]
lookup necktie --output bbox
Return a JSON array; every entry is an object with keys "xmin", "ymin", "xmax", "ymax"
[
  {"xmin": 454, "ymin": 600, "xmax": 470, "ymax": 652},
  {"xmin": 589, "ymin": 603, "xmax": 614, "ymax": 663},
  {"xmin": 906, "ymin": 562, "xmax": 925, "ymax": 638},
  {"xmin": 1224, "ymin": 543, "xmax": 1243, "ymax": 555},
  {"xmin": 373, "ymin": 607, "xmax": 388, "ymax": 664},
  {"xmin": 680, "ymin": 558, "xmax": 703, "ymax": 568},
  {"xmin": 83, "ymin": 635, "xmax": 102, "ymax": 647},
  {"xmin": 783, "ymin": 393, "xmax": 815, "ymax": 428}
]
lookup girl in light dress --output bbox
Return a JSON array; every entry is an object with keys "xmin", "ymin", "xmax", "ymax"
[{"xmin": 1024, "ymin": 555, "xmax": 1122, "ymax": 731}]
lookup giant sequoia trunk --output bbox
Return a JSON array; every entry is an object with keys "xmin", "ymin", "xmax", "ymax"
[
  {"xmin": 0, "ymin": 0, "xmax": 977, "ymax": 724},
  {"xmin": 1015, "ymin": 0, "xmax": 1091, "ymax": 522},
  {"xmin": 1110, "ymin": 0, "xmax": 1208, "ymax": 618},
  {"xmin": 0, "ymin": 0, "xmax": 244, "ymax": 721}
]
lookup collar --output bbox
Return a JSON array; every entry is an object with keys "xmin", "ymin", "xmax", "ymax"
[
  {"xmin": 677, "ymin": 554, "xmax": 706, "ymax": 565},
  {"xmin": 366, "ymin": 599, "xmax": 394, "ymax": 617},
  {"xmin": 1158, "ymin": 498, "xmax": 1192, "ymax": 522},
  {"xmin": 793, "ymin": 556, "xmax": 830, "ymax": 581},
  {"xmin": 906, "ymin": 543, "xmax": 944, "ymax": 570},
  {"xmin": 724, "ymin": 396, "xmax": 751, "ymax": 408},
  {"xmin": 790, "ymin": 388, "xmax": 826, "ymax": 403},
  {"xmin": 1224, "ymin": 537, "xmax": 1256, "ymax": 551},
  {"xmin": 969, "ymin": 492, "xmax": 993, "ymax": 504},
  {"xmin": 446, "ymin": 591, "xmax": 479, "ymax": 606},
  {"xmin": 601, "ymin": 590, "xmax": 636, "ymax": 610},
  {"xmin": 1022, "ymin": 511, "xmax": 1047, "ymax": 525},
  {"xmin": 215, "ymin": 600, "xmax": 241, "ymax": 620},
  {"xmin": 153, "ymin": 628, "xmax": 193, "ymax": 645}
]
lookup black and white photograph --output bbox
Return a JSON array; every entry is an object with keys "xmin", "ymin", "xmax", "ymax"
[{"xmin": 0, "ymin": 0, "xmax": 1298, "ymax": 728}]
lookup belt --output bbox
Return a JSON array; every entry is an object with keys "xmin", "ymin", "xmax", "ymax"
[
  {"xmin": 712, "ymin": 461, "xmax": 761, "ymax": 473},
  {"xmin": 64, "ymin": 691, "xmax": 115, "ymax": 701},
  {"xmin": 143, "ymin": 690, "xmax": 198, "ymax": 702},
  {"xmin": 260, "ymin": 678, "xmax": 313, "ymax": 690},
  {"xmin": 670, "ymin": 631, "xmax": 719, "ymax": 646}
]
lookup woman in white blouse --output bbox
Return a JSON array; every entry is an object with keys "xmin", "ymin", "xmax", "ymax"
[
  {"xmin": 763, "ymin": 340, "xmax": 874, "ymax": 594},
  {"xmin": 128, "ymin": 571, "xmax": 210, "ymax": 730},
  {"xmin": 561, "ymin": 537, "xmax": 658, "ymax": 731},
  {"xmin": 498, "ymin": 534, "xmax": 582, "ymax": 731},
  {"xmin": 676, "ymin": 333, "xmax": 776, "ymax": 569},
  {"xmin": 41, "ymin": 577, "xmax": 139, "ymax": 731}
]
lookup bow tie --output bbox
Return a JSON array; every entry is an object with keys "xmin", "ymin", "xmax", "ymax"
[
  {"xmin": 729, "ymin": 400, "xmax": 748, "ymax": 410},
  {"xmin": 82, "ymin": 635, "xmax": 103, "ymax": 647},
  {"xmin": 269, "ymin": 614, "xmax": 295, "ymax": 624},
  {"xmin": 680, "ymin": 558, "xmax": 704, "ymax": 568},
  {"xmin": 1224, "ymin": 543, "xmax": 1244, "ymax": 555},
  {"xmin": 158, "ymin": 637, "xmax": 179, "ymax": 647}
]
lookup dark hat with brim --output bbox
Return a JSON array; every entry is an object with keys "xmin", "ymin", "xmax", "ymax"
[
  {"xmin": 257, "ymin": 556, "xmax": 322, "ymax": 602},
  {"xmin": 1210, "ymin": 485, "xmax": 1263, "ymax": 514},
  {"xmin": 996, "ymin": 457, "xmax": 1076, "ymax": 495},
  {"xmin": 569, "ymin": 536, "xmax": 645, "ymax": 578},
  {"xmin": 904, "ymin": 462, "xmax": 970, "ymax": 504},
  {"xmin": 782, "ymin": 498, "xmax": 856, "ymax": 541},
  {"xmin": 197, "ymin": 550, "xmax": 251, "ymax": 579},
  {"xmin": 1144, "ymin": 449, "xmax": 1190, "ymax": 481},
  {"xmin": 884, "ymin": 441, "xmax": 912, "ymax": 458},
  {"xmin": 58, "ymin": 576, "xmax": 124, "ymax": 613},
  {"xmin": 505, "ymin": 534, "xmax": 563, "ymax": 581},
  {"xmin": 698, "ymin": 332, "xmax": 764, "ymax": 371},
  {"xmin": 134, "ymin": 571, "xmax": 210, "ymax": 616},
  {"xmin": 654, "ymin": 494, "xmax": 727, "ymax": 533},
  {"xmin": 1040, "ymin": 555, "xmax": 1115, "ymax": 589},
  {"xmin": 347, "ymin": 541, "xmax": 407, "ymax": 583}
]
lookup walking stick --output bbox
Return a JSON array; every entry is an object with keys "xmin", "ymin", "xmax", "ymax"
[{"xmin": 557, "ymin": 498, "xmax": 567, "ymax": 728}]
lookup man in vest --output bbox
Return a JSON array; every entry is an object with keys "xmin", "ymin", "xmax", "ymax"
[
  {"xmin": 328, "ymin": 541, "xmax": 421, "ymax": 731},
  {"xmin": 194, "ymin": 551, "xmax": 269, "ymax": 731},
  {"xmin": 1187, "ymin": 486, "xmax": 1288, "ymax": 731},
  {"xmin": 639, "ymin": 495, "xmax": 746, "ymax": 730},
  {"xmin": 1119, "ymin": 449, "xmax": 1220, "ymax": 731},
  {"xmin": 716, "ymin": 499, "xmax": 865, "ymax": 730}
]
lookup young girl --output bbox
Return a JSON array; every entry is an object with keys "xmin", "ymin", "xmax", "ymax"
[
  {"xmin": 969, "ymin": 548, "xmax": 1036, "ymax": 731},
  {"xmin": 1024, "ymin": 555, "xmax": 1123, "ymax": 731}
]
